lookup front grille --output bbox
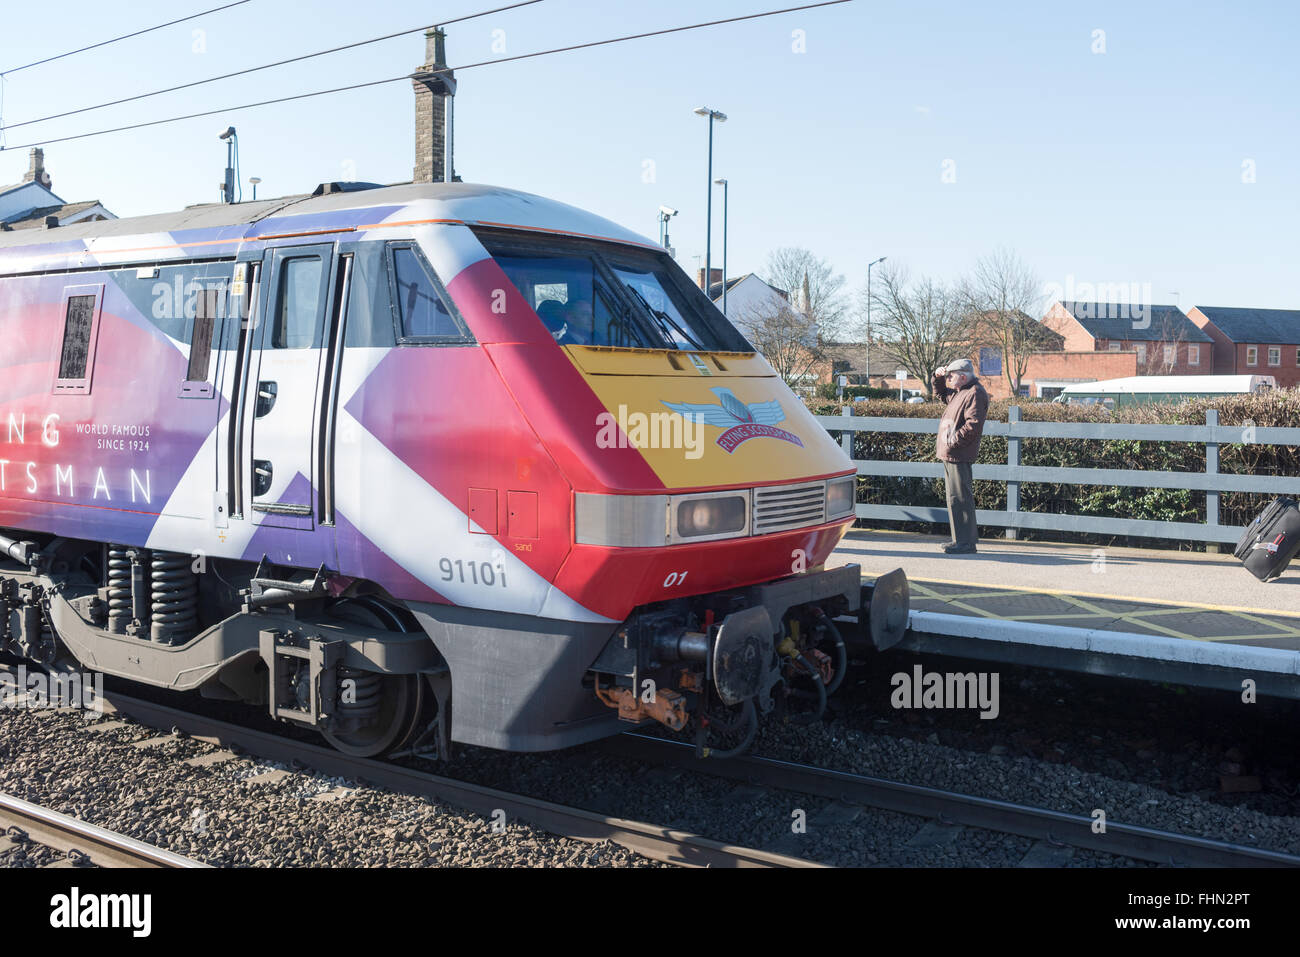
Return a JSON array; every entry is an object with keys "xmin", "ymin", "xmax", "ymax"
[{"xmin": 752, "ymin": 481, "xmax": 826, "ymax": 535}]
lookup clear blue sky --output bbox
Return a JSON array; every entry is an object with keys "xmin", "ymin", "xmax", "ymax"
[{"xmin": 2, "ymin": 0, "xmax": 1296, "ymax": 314}]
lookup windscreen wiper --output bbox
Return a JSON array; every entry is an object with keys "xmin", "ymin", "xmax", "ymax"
[{"xmin": 623, "ymin": 283, "xmax": 705, "ymax": 351}]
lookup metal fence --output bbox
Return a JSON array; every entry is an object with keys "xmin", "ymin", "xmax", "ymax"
[{"xmin": 814, "ymin": 407, "xmax": 1300, "ymax": 545}]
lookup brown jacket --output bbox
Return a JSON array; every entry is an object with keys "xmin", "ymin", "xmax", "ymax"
[{"xmin": 933, "ymin": 374, "xmax": 989, "ymax": 463}]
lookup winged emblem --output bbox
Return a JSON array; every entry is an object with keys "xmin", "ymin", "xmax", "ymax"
[
  {"xmin": 661, "ymin": 388, "xmax": 803, "ymax": 453},
  {"xmin": 663, "ymin": 388, "xmax": 787, "ymax": 426}
]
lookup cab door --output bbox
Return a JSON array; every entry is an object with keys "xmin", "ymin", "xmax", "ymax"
[{"xmin": 246, "ymin": 244, "xmax": 334, "ymax": 529}]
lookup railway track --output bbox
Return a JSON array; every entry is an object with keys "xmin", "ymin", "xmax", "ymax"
[
  {"xmin": 0, "ymin": 792, "xmax": 208, "ymax": 869},
  {"xmin": 9, "ymin": 659, "xmax": 1295, "ymax": 868},
  {"xmin": 605, "ymin": 732, "xmax": 1300, "ymax": 868},
  {"xmin": 77, "ymin": 689, "xmax": 819, "ymax": 869}
]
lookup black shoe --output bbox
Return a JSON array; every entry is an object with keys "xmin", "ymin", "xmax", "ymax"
[{"xmin": 942, "ymin": 543, "xmax": 977, "ymax": 554}]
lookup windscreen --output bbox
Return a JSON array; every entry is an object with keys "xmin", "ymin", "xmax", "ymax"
[
  {"xmin": 608, "ymin": 260, "xmax": 708, "ymax": 351},
  {"xmin": 477, "ymin": 231, "xmax": 746, "ymax": 352},
  {"xmin": 489, "ymin": 251, "xmax": 627, "ymax": 347}
]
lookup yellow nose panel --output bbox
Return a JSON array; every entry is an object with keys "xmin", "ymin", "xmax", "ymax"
[{"xmin": 568, "ymin": 347, "xmax": 852, "ymax": 490}]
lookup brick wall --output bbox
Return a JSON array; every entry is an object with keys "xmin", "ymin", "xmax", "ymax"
[
  {"xmin": 1187, "ymin": 308, "xmax": 1237, "ymax": 374},
  {"xmin": 1099, "ymin": 340, "xmax": 1212, "ymax": 376},
  {"xmin": 413, "ymin": 83, "xmax": 447, "ymax": 183},
  {"xmin": 1230, "ymin": 342, "xmax": 1300, "ymax": 388}
]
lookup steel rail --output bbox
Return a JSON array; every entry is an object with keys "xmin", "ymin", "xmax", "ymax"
[
  {"xmin": 0, "ymin": 792, "xmax": 209, "ymax": 868},
  {"xmin": 607, "ymin": 732, "xmax": 1300, "ymax": 868},
  {"xmin": 92, "ymin": 693, "xmax": 819, "ymax": 869}
]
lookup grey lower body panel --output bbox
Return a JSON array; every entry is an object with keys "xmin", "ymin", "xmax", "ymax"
[
  {"xmin": 407, "ymin": 601, "xmax": 628, "ymax": 752},
  {"xmin": 45, "ymin": 585, "xmax": 439, "ymax": 693}
]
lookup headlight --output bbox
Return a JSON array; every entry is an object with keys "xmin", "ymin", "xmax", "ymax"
[
  {"xmin": 575, "ymin": 491, "xmax": 751, "ymax": 547},
  {"xmin": 675, "ymin": 495, "xmax": 747, "ymax": 540},
  {"xmin": 826, "ymin": 476, "xmax": 856, "ymax": 518}
]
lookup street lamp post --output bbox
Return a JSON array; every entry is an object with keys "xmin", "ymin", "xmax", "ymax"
[
  {"xmin": 714, "ymin": 177, "xmax": 728, "ymax": 316},
  {"xmin": 867, "ymin": 256, "xmax": 886, "ymax": 386},
  {"xmin": 693, "ymin": 107, "xmax": 727, "ymax": 295}
]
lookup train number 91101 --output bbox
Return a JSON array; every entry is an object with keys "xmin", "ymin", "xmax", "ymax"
[{"xmin": 439, "ymin": 558, "xmax": 508, "ymax": 588}]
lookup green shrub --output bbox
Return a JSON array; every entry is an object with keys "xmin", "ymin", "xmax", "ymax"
[{"xmin": 814, "ymin": 383, "xmax": 895, "ymax": 400}]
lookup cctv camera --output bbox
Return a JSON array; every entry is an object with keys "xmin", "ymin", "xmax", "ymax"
[{"xmin": 659, "ymin": 206, "xmax": 678, "ymax": 217}]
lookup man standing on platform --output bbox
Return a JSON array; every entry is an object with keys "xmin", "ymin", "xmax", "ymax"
[{"xmin": 932, "ymin": 358, "xmax": 989, "ymax": 554}]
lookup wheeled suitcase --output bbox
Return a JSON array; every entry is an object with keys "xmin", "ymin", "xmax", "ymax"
[{"xmin": 1234, "ymin": 497, "xmax": 1300, "ymax": 582}]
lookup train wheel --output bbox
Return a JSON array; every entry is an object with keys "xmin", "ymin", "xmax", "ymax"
[
  {"xmin": 318, "ymin": 598, "xmax": 427, "ymax": 758},
  {"xmin": 322, "ymin": 673, "xmax": 424, "ymax": 758}
]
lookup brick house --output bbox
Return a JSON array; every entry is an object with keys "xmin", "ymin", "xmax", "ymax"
[
  {"xmin": 1042, "ymin": 301, "xmax": 1214, "ymax": 375},
  {"xmin": 1186, "ymin": 307, "xmax": 1300, "ymax": 389},
  {"xmin": 986, "ymin": 350, "xmax": 1139, "ymax": 400},
  {"xmin": 816, "ymin": 340, "xmax": 1139, "ymax": 402}
]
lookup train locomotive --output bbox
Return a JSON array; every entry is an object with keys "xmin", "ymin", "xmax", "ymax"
[{"xmin": 0, "ymin": 181, "xmax": 902, "ymax": 758}]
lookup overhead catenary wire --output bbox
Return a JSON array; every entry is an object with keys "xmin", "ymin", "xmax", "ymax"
[
  {"xmin": 2, "ymin": 0, "xmax": 547, "ymax": 132},
  {"xmin": 0, "ymin": 0, "xmax": 852, "ymax": 152},
  {"xmin": 1, "ymin": 0, "xmax": 254, "ymax": 77}
]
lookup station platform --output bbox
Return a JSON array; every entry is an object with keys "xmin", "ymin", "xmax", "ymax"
[{"xmin": 829, "ymin": 530, "xmax": 1300, "ymax": 698}]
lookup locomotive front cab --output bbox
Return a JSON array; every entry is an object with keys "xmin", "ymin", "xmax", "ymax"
[{"xmin": 469, "ymin": 226, "xmax": 866, "ymax": 753}]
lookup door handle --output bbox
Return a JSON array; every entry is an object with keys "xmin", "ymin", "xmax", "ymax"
[
  {"xmin": 253, "ymin": 460, "xmax": 273, "ymax": 497},
  {"xmin": 256, "ymin": 381, "xmax": 278, "ymax": 417}
]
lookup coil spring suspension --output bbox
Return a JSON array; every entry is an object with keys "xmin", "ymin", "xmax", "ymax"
[
  {"xmin": 0, "ymin": 579, "xmax": 13, "ymax": 654},
  {"xmin": 33, "ymin": 601, "xmax": 57, "ymax": 665},
  {"xmin": 150, "ymin": 551, "xmax": 197, "ymax": 644},
  {"xmin": 106, "ymin": 545, "xmax": 132, "ymax": 635},
  {"xmin": 336, "ymin": 666, "xmax": 382, "ymax": 725}
]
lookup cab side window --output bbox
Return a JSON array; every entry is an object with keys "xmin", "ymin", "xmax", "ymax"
[{"xmin": 387, "ymin": 244, "xmax": 471, "ymax": 343}]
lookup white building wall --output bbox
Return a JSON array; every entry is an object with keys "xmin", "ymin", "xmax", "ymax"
[
  {"xmin": 714, "ymin": 274, "xmax": 790, "ymax": 337},
  {"xmin": 0, "ymin": 182, "xmax": 61, "ymax": 221}
]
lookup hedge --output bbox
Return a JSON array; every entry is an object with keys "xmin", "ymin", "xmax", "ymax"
[
  {"xmin": 805, "ymin": 391, "xmax": 1300, "ymax": 550},
  {"xmin": 814, "ymin": 383, "xmax": 896, "ymax": 401}
]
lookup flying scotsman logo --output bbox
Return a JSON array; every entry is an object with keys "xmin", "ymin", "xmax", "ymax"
[{"xmin": 663, "ymin": 388, "xmax": 804, "ymax": 453}]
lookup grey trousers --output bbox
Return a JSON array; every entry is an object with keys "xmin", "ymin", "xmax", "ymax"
[{"xmin": 943, "ymin": 461, "xmax": 978, "ymax": 546}]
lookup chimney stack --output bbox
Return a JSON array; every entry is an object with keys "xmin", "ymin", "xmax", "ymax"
[
  {"xmin": 696, "ymin": 267, "xmax": 724, "ymax": 295},
  {"xmin": 412, "ymin": 28, "xmax": 457, "ymax": 184},
  {"xmin": 22, "ymin": 148, "xmax": 52, "ymax": 191}
]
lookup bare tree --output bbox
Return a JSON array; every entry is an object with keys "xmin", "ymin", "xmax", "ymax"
[
  {"xmin": 763, "ymin": 247, "xmax": 848, "ymax": 341},
  {"xmin": 734, "ymin": 300, "xmax": 826, "ymax": 390},
  {"xmin": 960, "ymin": 248, "xmax": 1054, "ymax": 395},
  {"xmin": 867, "ymin": 264, "xmax": 972, "ymax": 398},
  {"xmin": 1140, "ymin": 311, "xmax": 1190, "ymax": 375}
]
